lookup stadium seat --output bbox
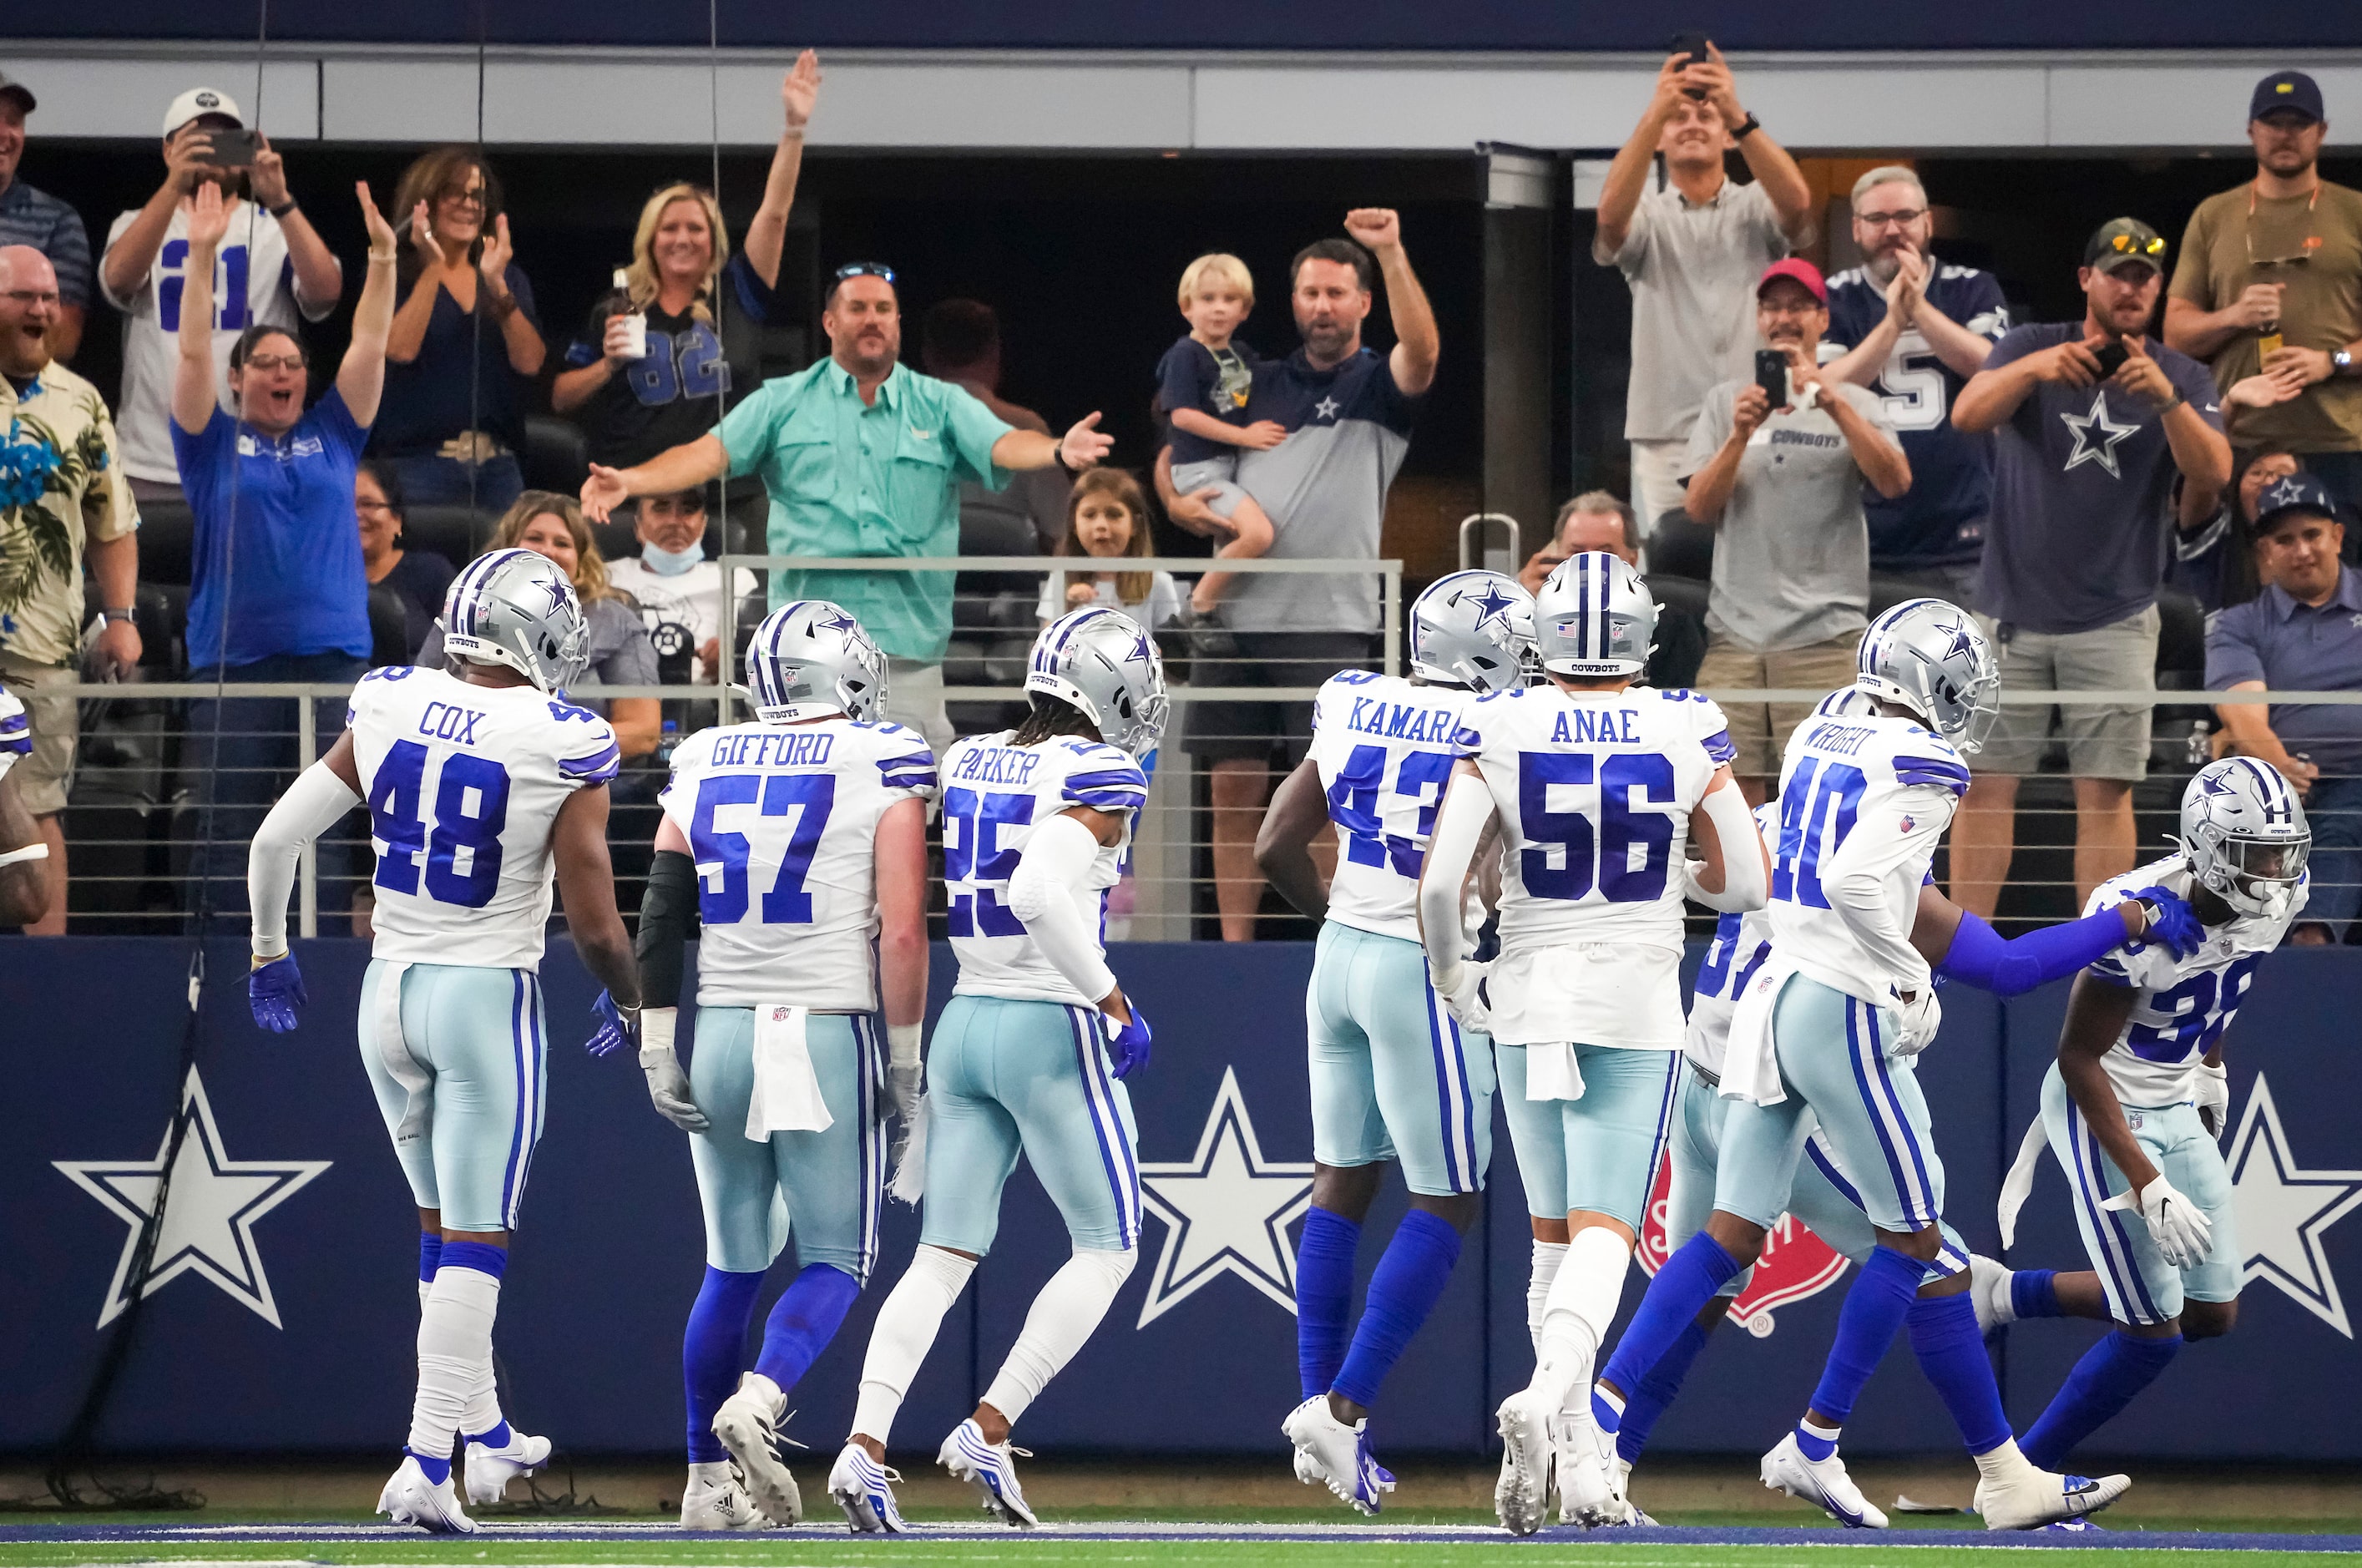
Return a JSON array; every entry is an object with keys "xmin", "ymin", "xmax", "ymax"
[
  {"xmin": 135, "ymin": 496, "xmax": 195, "ymax": 585},
  {"xmin": 402, "ymin": 506, "xmax": 496, "ymax": 571},
  {"xmin": 521, "ymin": 413, "xmax": 589, "ymax": 498},
  {"xmin": 1646, "ymin": 509, "xmax": 1714, "ymax": 583}
]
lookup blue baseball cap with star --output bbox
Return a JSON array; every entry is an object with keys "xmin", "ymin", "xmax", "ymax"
[{"xmin": 2253, "ymin": 473, "xmax": 2342, "ymax": 534}]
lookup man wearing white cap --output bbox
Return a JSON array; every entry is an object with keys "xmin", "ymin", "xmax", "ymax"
[{"xmin": 99, "ymin": 86, "xmax": 342, "ymax": 501}]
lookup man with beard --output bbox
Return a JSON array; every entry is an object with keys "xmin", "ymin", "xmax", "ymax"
[
  {"xmin": 2167, "ymin": 72, "xmax": 2362, "ymax": 516},
  {"xmin": 1823, "ymin": 167, "xmax": 2010, "ymax": 604},
  {"xmin": 582, "ymin": 265, "xmax": 1111, "ymax": 754},
  {"xmin": 1950, "ymin": 220, "xmax": 2232, "ymax": 916},
  {"xmin": 1680, "ymin": 258, "xmax": 1910, "ymax": 804}
]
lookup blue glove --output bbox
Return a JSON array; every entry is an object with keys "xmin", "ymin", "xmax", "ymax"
[
  {"xmin": 1105, "ymin": 997, "xmax": 1152, "ymax": 1080},
  {"xmin": 2132, "ymin": 886, "xmax": 2206, "ymax": 960},
  {"xmin": 249, "ymin": 953, "xmax": 306, "ymax": 1034},
  {"xmin": 585, "ymin": 989, "xmax": 639, "ymax": 1058}
]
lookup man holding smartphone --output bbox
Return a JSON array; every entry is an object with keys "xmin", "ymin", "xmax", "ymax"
[
  {"xmin": 99, "ymin": 86, "xmax": 342, "ymax": 503},
  {"xmin": 1950, "ymin": 220, "xmax": 2232, "ymax": 917}
]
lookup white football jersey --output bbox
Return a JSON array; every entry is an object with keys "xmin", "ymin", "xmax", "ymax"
[
  {"xmin": 1308, "ymin": 670, "xmax": 1477, "ymax": 942},
  {"xmin": 1454, "ymin": 685, "xmax": 1734, "ymax": 1049},
  {"xmin": 1766, "ymin": 705, "xmax": 1969, "ymax": 1006},
  {"xmin": 941, "ymin": 731, "xmax": 1148, "ymax": 1005},
  {"xmin": 659, "ymin": 716, "xmax": 939, "ymax": 1011},
  {"xmin": 348, "ymin": 665, "xmax": 620, "ymax": 972},
  {"xmin": 1685, "ymin": 805, "xmax": 1780, "ymax": 1076},
  {"xmin": 2081, "ymin": 854, "xmax": 2301, "ymax": 1106}
]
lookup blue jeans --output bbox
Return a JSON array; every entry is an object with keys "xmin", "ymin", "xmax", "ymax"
[
  {"xmin": 2299, "ymin": 771, "xmax": 2362, "ymax": 939},
  {"xmin": 183, "ymin": 653, "xmax": 370, "ymax": 928},
  {"xmin": 382, "ymin": 451, "xmax": 524, "ymax": 513}
]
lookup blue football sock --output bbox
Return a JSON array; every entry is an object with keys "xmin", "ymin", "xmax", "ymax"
[
  {"xmin": 1613, "ymin": 1318, "xmax": 1711, "ymax": 1464},
  {"xmin": 752, "ymin": 1263, "xmax": 862, "ymax": 1393},
  {"xmin": 417, "ymin": 1231, "xmax": 443, "ymax": 1286},
  {"xmin": 1331, "ymin": 1209, "xmax": 1462, "ymax": 1409},
  {"xmin": 405, "ymin": 1447, "xmax": 453, "ymax": 1485},
  {"xmin": 1907, "ymin": 1291, "xmax": 2011, "ymax": 1454},
  {"xmin": 1601, "ymin": 1233, "xmax": 1742, "ymax": 1398},
  {"xmin": 2021, "ymin": 1330, "xmax": 2182, "ymax": 1471},
  {"xmin": 682, "ymin": 1267, "xmax": 766, "ymax": 1464},
  {"xmin": 2011, "ymin": 1268, "xmax": 2062, "ymax": 1320},
  {"xmin": 1804, "ymin": 1245, "xmax": 1923, "ymax": 1431},
  {"xmin": 1295, "ymin": 1206, "xmax": 1361, "ymax": 1401},
  {"xmin": 440, "ymin": 1240, "xmax": 508, "ymax": 1280}
]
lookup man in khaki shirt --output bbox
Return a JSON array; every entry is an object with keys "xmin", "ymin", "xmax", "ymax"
[
  {"xmin": 2167, "ymin": 70, "xmax": 2362, "ymax": 512},
  {"xmin": 0, "ymin": 245, "xmax": 139, "ymax": 932}
]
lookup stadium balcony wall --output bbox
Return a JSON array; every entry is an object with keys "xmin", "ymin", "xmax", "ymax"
[{"xmin": 8, "ymin": 937, "xmax": 2359, "ymax": 1462}]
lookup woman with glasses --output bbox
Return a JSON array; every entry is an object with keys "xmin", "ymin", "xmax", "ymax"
[
  {"xmin": 373, "ymin": 146, "xmax": 545, "ymax": 513},
  {"xmin": 356, "ymin": 459, "xmax": 456, "ymax": 661}
]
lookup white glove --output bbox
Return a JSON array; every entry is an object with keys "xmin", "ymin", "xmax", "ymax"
[
  {"xmin": 636, "ymin": 1008, "xmax": 707, "ymax": 1133},
  {"xmin": 1438, "ymin": 959, "xmax": 1492, "ymax": 1034},
  {"xmin": 2104, "ymin": 1174, "xmax": 2213, "ymax": 1268},
  {"xmin": 2195, "ymin": 1060, "xmax": 2229, "ymax": 1140},
  {"xmin": 886, "ymin": 1022, "xmax": 924, "ymax": 1124},
  {"xmin": 1888, "ymin": 987, "xmax": 1942, "ymax": 1058}
]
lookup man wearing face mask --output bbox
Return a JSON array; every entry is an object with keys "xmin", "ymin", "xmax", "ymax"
[{"xmin": 604, "ymin": 486, "xmax": 757, "ymax": 686}]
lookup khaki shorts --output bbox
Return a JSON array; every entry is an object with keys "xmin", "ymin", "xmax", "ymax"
[
  {"xmin": 0, "ymin": 655, "xmax": 76, "ymax": 816},
  {"xmin": 1973, "ymin": 606, "xmax": 2157, "ymax": 781},
  {"xmin": 1694, "ymin": 633, "xmax": 1860, "ymax": 780}
]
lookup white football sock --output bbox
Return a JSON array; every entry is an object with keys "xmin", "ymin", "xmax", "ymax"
[
  {"xmin": 1971, "ymin": 1435, "xmax": 2040, "ymax": 1483},
  {"xmin": 1527, "ymin": 1240, "xmax": 1568, "ymax": 1353},
  {"xmin": 463, "ymin": 1357, "xmax": 506, "ymax": 1441},
  {"xmin": 979, "ymin": 1248, "xmax": 1136, "ymax": 1427},
  {"xmin": 1528, "ymin": 1227, "xmax": 1632, "ymax": 1412},
  {"xmin": 409, "ymin": 1264, "xmax": 500, "ymax": 1461},
  {"xmin": 850, "ymin": 1245, "xmax": 977, "ymax": 1446},
  {"xmin": 418, "ymin": 1279, "xmax": 432, "ymax": 1313}
]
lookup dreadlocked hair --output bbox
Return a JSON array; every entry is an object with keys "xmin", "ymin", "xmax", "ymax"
[{"xmin": 1009, "ymin": 691, "xmax": 1100, "ymax": 748}]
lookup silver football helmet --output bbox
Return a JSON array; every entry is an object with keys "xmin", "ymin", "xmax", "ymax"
[
  {"xmin": 1854, "ymin": 598, "xmax": 2000, "ymax": 753},
  {"xmin": 743, "ymin": 599, "xmax": 889, "ymax": 724},
  {"xmin": 438, "ymin": 548, "xmax": 590, "ymax": 694},
  {"xmin": 2180, "ymin": 756, "xmax": 2310, "ymax": 919},
  {"xmin": 1026, "ymin": 607, "xmax": 1168, "ymax": 758},
  {"xmin": 1534, "ymin": 551, "xmax": 1656, "ymax": 677},
  {"xmin": 1409, "ymin": 569, "xmax": 1535, "ymax": 693}
]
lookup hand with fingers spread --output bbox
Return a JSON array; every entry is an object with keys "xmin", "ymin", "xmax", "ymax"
[
  {"xmin": 781, "ymin": 48, "xmax": 822, "ymax": 130},
  {"xmin": 356, "ymin": 181, "xmax": 397, "ymax": 262},
  {"xmin": 246, "ymin": 132, "xmax": 292, "ymax": 210},
  {"xmin": 185, "ymin": 180, "xmax": 231, "ymax": 252},
  {"xmin": 1060, "ymin": 411, "xmax": 1112, "ymax": 471},
  {"xmin": 581, "ymin": 463, "xmax": 630, "ymax": 524},
  {"xmin": 2105, "ymin": 1174, "xmax": 2213, "ymax": 1267},
  {"xmin": 250, "ymin": 952, "xmax": 307, "ymax": 1033}
]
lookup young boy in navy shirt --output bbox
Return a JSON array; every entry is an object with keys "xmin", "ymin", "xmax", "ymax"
[{"xmin": 1157, "ymin": 252, "xmax": 1283, "ymax": 623}]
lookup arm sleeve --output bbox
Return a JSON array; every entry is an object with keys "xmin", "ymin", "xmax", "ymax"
[
  {"xmin": 635, "ymin": 847, "xmax": 700, "ymax": 1008},
  {"xmin": 1689, "ymin": 780, "xmax": 1768, "ymax": 913},
  {"xmin": 1964, "ymin": 271, "xmax": 2010, "ymax": 339},
  {"xmin": 1937, "ymin": 906, "xmax": 2137, "ymax": 997},
  {"xmin": 1005, "ymin": 811, "xmax": 1119, "ymax": 1004},
  {"xmin": 1417, "ymin": 771, "xmax": 1494, "ymax": 989},
  {"xmin": 717, "ymin": 382, "xmax": 788, "ymax": 481},
  {"xmin": 943, "ymin": 382, "xmax": 1017, "ymax": 490},
  {"xmin": 248, "ymin": 762, "xmax": 364, "ymax": 957},
  {"xmin": 1821, "ymin": 789, "xmax": 1951, "ymax": 994},
  {"xmin": 872, "ymin": 725, "xmax": 941, "ymax": 802}
]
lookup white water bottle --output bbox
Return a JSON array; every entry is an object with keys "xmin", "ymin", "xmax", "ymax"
[{"xmin": 609, "ymin": 268, "xmax": 647, "ymax": 362}]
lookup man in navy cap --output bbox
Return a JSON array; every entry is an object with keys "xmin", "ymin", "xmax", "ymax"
[
  {"xmin": 2167, "ymin": 71, "xmax": 2362, "ymax": 517},
  {"xmin": 2206, "ymin": 472, "xmax": 2362, "ymax": 943}
]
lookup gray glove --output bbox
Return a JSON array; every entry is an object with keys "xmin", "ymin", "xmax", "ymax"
[{"xmin": 637, "ymin": 1009, "xmax": 706, "ymax": 1133}]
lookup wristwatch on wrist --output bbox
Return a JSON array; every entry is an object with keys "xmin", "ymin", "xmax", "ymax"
[
  {"xmin": 269, "ymin": 198, "xmax": 298, "ymax": 219},
  {"xmin": 100, "ymin": 606, "xmax": 135, "ymax": 625},
  {"xmin": 1732, "ymin": 113, "xmax": 1763, "ymax": 140},
  {"xmin": 1050, "ymin": 443, "xmax": 1074, "ymax": 474},
  {"xmin": 2336, "ymin": 349, "xmax": 2356, "ymax": 379}
]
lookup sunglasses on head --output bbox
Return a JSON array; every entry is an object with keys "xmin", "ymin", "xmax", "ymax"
[
  {"xmin": 833, "ymin": 261, "xmax": 898, "ymax": 285},
  {"xmin": 2109, "ymin": 233, "xmax": 2167, "ymax": 257}
]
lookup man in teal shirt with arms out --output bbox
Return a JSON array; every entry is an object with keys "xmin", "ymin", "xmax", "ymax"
[{"xmin": 583, "ymin": 262, "xmax": 1112, "ymax": 751}]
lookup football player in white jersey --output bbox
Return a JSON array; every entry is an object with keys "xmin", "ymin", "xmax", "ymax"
[
  {"xmin": 625, "ymin": 602, "xmax": 938, "ymax": 1530},
  {"xmin": 244, "ymin": 549, "xmax": 644, "ymax": 1534},
  {"xmin": 1414, "ymin": 552, "xmax": 1768, "ymax": 1535},
  {"xmin": 1252, "ymin": 569, "xmax": 1534, "ymax": 1514},
  {"xmin": 1579, "ymin": 598, "xmax": 2129, "ymax": 1532},
  {"xmin": 0, "ymin": 685, "xmax": 52, "ymax": 926},
  {"xmin": 824, "ymin": 607, "xmax": 1163, "ymax": 1533},
  {"xmin": 1975, "ymin": 758, "xmax": 2308, "ymax": 1474},
  {"xmin": 1599, "ymin": 735, "xmax": 2199, "ymax": 1529}
]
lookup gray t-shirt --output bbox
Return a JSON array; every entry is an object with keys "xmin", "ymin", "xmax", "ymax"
[
  {"xmin": 1978, "ymin": 323, "xmax": 2225, "ymax": 636},
  {"xmin": 1681, "ymin": 378, "xmax": 1889, "ymax": 652},
  {"xmin": 1603, "ymin": 179, "xmax": 1793, "ymax": 444}
]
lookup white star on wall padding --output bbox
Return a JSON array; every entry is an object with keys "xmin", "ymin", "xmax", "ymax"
[
  {"xmin": 54, "ymin": 1066, "xmax": 330, "ymax": 1329},
  {"xmin": 2231, "ymin": 1071, "xmax": 2362, "ymax": 1338},
  {"xmin": 1135, "ymin": 1068, "xmax": 1313, "ymax": 1328}
]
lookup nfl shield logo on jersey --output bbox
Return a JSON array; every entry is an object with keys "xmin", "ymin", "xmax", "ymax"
[{"xmin": 1635, "ymin": 1154, "xmax": 1849, "ymax": 1337}]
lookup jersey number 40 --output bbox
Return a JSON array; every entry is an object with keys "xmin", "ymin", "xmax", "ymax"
[{"xmin": 1773, "ymin": 757, "xmax": 1866, "ymax": 909}]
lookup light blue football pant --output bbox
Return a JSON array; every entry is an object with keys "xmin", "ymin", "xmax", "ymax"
[
  {"xmin": 357, "ymin": 960, "xmax": 546, "ymax": 1235},
  {"xmin": 1716, "ymin": 974, "xmax": 1949, "ymax": 1236},
  {"xmin": 1666, "ymin": 1065, "xmax": 1969, "ymax": 1292},
  {"xmin": 919, "ymin": 995, "xmax": 1141, "ymax": 1257},
  {"xmin": 1493, "ymin": 1042, "xmax": 1677, "ymax": 1232},
  {"xmin": 2040, "ymin": 1062, "xmax": 2238, "ymax": 1326},
  {"xmin": 688, "ymin": 1008, "xmax": 887, "ymax": 1282},
  {"xmin": 1307, "ymin": 922, "xmax": 1496, "ymax": 1196}
]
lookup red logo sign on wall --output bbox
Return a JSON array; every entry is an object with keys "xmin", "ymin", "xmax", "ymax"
[{"xmin": 1635, "ymin": 1154, "xmax": 1851, "ymax": 1337}]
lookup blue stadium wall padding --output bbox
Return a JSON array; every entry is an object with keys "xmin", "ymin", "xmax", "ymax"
[{"xmin": 4, "ymin": 938, "xmax": 2359, "ymax": 1459}]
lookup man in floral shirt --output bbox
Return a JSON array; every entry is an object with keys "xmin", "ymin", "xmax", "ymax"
[{"xmin": 0, "ymin": 245, "xmax": 138, "ymax": 932}]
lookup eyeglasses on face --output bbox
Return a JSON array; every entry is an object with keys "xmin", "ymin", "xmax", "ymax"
[
  {"xmin": 241, "ymin": 353, "xmax": 306, "ymax": 372},
  {"xmin": 1856, "ymin": 208, "xmax": 1926, "ymax": 229},
  {"xmin": 437, "ymin": 184, "xmax": 488, "ymax": 207}
]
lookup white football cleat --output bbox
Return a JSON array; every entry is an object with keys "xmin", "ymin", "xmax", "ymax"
[
  {"xmin": 1280, "ymin": 1396, "xmax": 1393, "ymax": 1516},
  {"xmin": 679, "ymin": 1460, "xmax": 771, "ymax": 1531},
  {"xmin": 1761, "ymin": 1431, "xmax": 1889, "ymax": 1529},
  {"xmin": 827, "ymin": 1443, "xmax": 908, "ymax": 1534},
  {"xmin": 712, "ymin": 1372, "xmax": 803, "ymax": 1526},
  {"xmin": 1969, "ymin": 1254, "xmax": 2016, "ymax": 1338},
  {"xmin": 1553, "ymin": 1411, "xmax": 1624, "ymax": 1528},
  {"xmin": 377, "ymin": 1454, "xmax": 476, "ymax": 1535},
  {"xmin": 462, "ymin": 1425, "xmax": 552, "ymax": 1506},
  {"xmin": 1975, "ymin": 1467, "xmax": 2131, "ymax": 1530},
  {"xmin": 1493, "ymin": 1389, "xmax": 1555, "ymax": 1536},
  {"xmin": 940, "ymin": 1419, "xmax": 1038, "ymax": 1528}
]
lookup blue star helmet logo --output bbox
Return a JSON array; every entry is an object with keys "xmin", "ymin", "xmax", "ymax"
[
  {"xmin": 1944, "ymin": 621, "xmax": 1980, "ymax": 662},
  {"xmin": 817, "ymin": 609, "xmax": 860, "ymax": 635},
  {"xmin": 1127, "ymin": 630, "xmax": 1154, "ymax": 665},
  {"xmin": 1466, "ymin": 581, "xmax": 1519, "ymax": 632},
  {"xmin": 2202, "ymin": 771, "xmax": 2237, "ymax": 798}
]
